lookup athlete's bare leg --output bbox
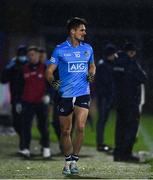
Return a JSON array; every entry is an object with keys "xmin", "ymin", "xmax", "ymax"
[
  {"xmin": 73, "ymin": 106, "xmax": 89, "ymax": 155},
  {"xmin": 60, "ymin": 113, "xmax": 73, "ymax": 156}
]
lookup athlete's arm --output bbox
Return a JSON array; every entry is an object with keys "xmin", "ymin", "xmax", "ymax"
[
  {"xmin": 87, "ymin": 63, "xmax": 96, "ymax": 83},
  {"xmin": 89, "ymin": 63, "xmax": 96, "ymax": 75},
  {"xmin": 46, "ymin": 64, "xmax": 57, "ymax": 82},
  {"xmin": 46, "ymin": 64, "xmax": 60, "ymax": 90},
  {"xmin": 88, "ymin": 46, "xmax": 96, "ymax": 75},
  {"xmin": 87, "ymin": 45, "xmax": 96, "ymax": 83},
  {"xmin": 46, "ymin": 46, "xmax": 59, "ymax": 82}
]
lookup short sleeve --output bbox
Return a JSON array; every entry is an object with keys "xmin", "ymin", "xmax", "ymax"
[
  {"xmin": 48, "ymin": 47, "xmax": 59, "ymax": 66},
  {"xmin": 89, "ymin": 47, "xmax": 94, "ymax": 64}
]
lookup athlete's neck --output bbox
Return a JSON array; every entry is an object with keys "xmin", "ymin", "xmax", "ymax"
[{"xmin": 69, "ymin": 37, "xmax": 80, "ymax": 47}]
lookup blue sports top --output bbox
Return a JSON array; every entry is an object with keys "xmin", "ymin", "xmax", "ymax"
[{"xmin": 48, "ymin": 39, "xmax": 94, "ymax": 98}]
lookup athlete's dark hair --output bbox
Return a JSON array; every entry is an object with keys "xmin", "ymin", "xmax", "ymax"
[
  {"xmin": 67, "ymin": 17, "xmax": 87, "ymax": 33},
  {"xmin": 27, "ymin": 46, "xmax": 39, "ymax": 53}
]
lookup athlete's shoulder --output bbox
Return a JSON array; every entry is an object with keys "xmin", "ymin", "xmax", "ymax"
[
  {"xmin": 82, "ymin": 42, "xmax": 93, "ymax": 51},
  {"xmin": 55, "ymin": 41, "xmax": 69, "ymax": 50}
]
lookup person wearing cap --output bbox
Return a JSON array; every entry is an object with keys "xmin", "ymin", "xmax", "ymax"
[
  {"xmin": 113, "ymin": 42, "xmax": 147, "ymax": 162},
  {"xmin": 0, "ymin": 45, "xmax": 28, "ymax": 151},
  {"xmin": 95, "ymin": 44, "xmax": 117, "ymax": 153}
]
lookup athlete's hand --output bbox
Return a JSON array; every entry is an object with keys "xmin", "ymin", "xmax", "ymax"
[
  {"xmin": 50, "ymin": 80, "xmax": 60, "ymax": 90},
  {"xmin": 87, "ymin": 73, "xmax": 95, "ymax": 83}
]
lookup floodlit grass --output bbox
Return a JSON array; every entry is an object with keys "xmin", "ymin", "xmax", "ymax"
[
  {"xmin": 0, "ymin": 111, "xmax": 153, "ymax": 178},
  {"xmin": 31, "ymin": 111, "xmax": 153, "ymax": 176},
  {"xmin": 84, "ymin": 111, "xmax": 153, "ymax": 152},
  {"xmin": 0, "ymin": 136, "xmax": 152, "ymax": 179},
  {"xmin": 32, "ymin": 111, "xmax": 153, "ymax": 152}
]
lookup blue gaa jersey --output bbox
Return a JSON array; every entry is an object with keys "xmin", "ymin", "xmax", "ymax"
[{"xmin": 48, "ymin": 39, "xmax": 94, "ymax": 98}]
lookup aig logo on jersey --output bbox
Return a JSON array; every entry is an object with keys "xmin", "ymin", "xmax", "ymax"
[{"xmin": 68, "ymin": 61, "xmax": 87, "ymax": 72}]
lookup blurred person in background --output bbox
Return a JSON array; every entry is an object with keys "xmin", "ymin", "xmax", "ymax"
[
  {"xmin": 0, "ymin": 83, "xmax": 14, "ymax": 135},
  {"xmin": 0, "ymin": 45, "xmax": 27, "ymax": 149},
  {"xmin": 21, "ymin": 46, "xmax": 50, "ymax": 158},
  {"xmin": 50, "ymin": 70, "xmax": 63, "ymax": 153},
  {"xmin": 38, "ymin": 47, "xmax": 63, "ymax": 153},
  {"xmin": 95, "ymin": 44, "xmax": 117, "ymax": 153},
  {"xmin": 38, "ymin": 47, "xmax": 48, "ymax": 65},
  {"xmin": 113, "ymin": 42, "xmax": 147, "ymax": 162}
]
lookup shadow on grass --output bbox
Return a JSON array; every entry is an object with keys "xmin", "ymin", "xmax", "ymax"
[
  {"xmin": 7, "ymin": 152, "xmax": 94, "ymax": 162},
  {"xmin": 7, "ymin": 152, "xmax": 61, "ymax": 161},
  {"xmin": 65, "ymin": 174, "xmax": 102, "ymax": 179},
  {"xmin": 76, "ymin": 154, "xmax": 94, "ymax": 158},
  {"xmin": 21, "ymin": 155, "xmax": 94, "ymax": 162},
  {"xmin": 53, "ymin": 153, "xmax": 94, "ymax": 158}
]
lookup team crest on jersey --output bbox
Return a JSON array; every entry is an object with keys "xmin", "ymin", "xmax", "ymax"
[
  {"xmin": 68, "ymin": 61, "xmax": 87, "ymax": 72},
  {"xmin": 84, "ymin": 51, "xmax": 89, "ymax": 57}
]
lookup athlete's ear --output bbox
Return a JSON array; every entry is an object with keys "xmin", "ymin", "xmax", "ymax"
[{"xmin": 71, "ymin": 29, "xmax": 75, "ymax": 35}]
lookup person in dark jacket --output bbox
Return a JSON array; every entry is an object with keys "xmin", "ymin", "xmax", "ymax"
[
  {"xmin": 21, "ymin": 46, "xmax": 50, "ymax": 158},
  {"xmin": 96, "ymin": 44, "xmax": 117, "ymax": 153},
  {"xmin": 113, "ymin": 42, "xmax": 147, "ymax": 162},
  {"xmin": 0, "ymin": 45, "xmax": 28, "ymax": 150}
]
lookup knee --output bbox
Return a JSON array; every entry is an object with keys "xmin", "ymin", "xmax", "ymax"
[
  {"xmin": 76, "ymin": 125, "xmax": 85, "ymax": 134},
  {"xmin": 61, "ymin": 129, "xmax": 71, "ymax": 137}
]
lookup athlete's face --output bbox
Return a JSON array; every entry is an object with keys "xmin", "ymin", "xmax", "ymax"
[
  {"xmin": 72, "ymin": 24, "xmax": 86, "ymax": 41},
  {"xmin": 27, "ymin": 50, "xmax": 39, "ymax": 64}
]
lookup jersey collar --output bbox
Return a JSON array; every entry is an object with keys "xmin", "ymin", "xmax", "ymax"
[{"xmin": 66, "ymin": 37, "xmax": 84, "ymax": 47}]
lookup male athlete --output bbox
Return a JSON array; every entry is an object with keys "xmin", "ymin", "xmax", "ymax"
[{"xmin": 46, "ymin": 17, "xmax": 96, "ymax": 175}]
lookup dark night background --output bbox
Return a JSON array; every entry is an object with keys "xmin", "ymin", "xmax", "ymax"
[{"xmin": 0, "ymin": 0, "xmax": 153, "ymax": 113}]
